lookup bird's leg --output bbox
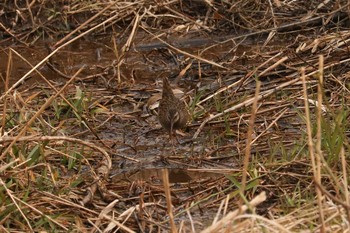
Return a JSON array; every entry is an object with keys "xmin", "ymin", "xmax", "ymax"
[
  {"xmin": 169, "ymin": 130, "xmax": 176, "ymax": 155},
  {"xmin": 174, "ymin": 130, "xmax": 181, "ymax": 144},
  {"xmin": 169, "ymin": 120, "xmax": 180, "ymax": 153},
  {"xmin": 169, "ymin": 119, "xmax": 177, "ymax": 154}
]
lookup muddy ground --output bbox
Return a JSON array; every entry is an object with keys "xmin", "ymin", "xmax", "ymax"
[{"xmin": 1, "ymin": 1, "xmax": 350, "ymax": 232}]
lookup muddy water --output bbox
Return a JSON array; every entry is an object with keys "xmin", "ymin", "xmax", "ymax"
[
  {"xmin": 1, "ymin": 34, "xmax": 303, "ymax": 231},
  {"xmin": 0, "ymin": 36, "xmax": 243, "ymax": 175},
  {"xmin": 0, "ymin": 33, "xmax": 266, "ymax": 90},
  {"xmin": 112, "ymin": 168, "xmax": 226, "ymax": 183},
  {"xmin": 0, "ymin": 33, "xmax": 295, "ymax": 165},
  {"xmin": 0, "ymin": 36, "xmax": 288, "ymax": 172},
  {"xmin": 0, "ymin": 39, "xmax": 114, "ymax": 89}
]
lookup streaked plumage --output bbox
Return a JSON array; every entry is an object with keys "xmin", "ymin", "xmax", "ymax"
[{"xmin": 158, "ymin": 77, "xmax": 189, "ymax": 143}]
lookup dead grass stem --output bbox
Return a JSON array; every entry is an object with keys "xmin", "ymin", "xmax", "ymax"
[{"xmin": 1, "ymin": 0, "xmax": 350, "ymax": 232}]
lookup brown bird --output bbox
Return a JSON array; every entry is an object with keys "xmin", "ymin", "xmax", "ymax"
[{"xmin": 158, "ymin": 77, "xmax": 190, "ymax": 144}]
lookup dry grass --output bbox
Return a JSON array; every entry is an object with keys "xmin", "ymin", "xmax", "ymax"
[{"xmin": 1, "ymin": 0, "xmax": 350, "ymax": 232}]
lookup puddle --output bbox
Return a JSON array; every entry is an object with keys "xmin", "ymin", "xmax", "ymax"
[
  {"xmin": 112, "ymin": 168, "xmax": 227, "ymax": 184},
  {"xmin": 0, "ymin": 36, "xmax": 297, "ymax": 171},
  {"xmin": 0, "ymin": 34, "xmax": 284, "ymax": 91}
]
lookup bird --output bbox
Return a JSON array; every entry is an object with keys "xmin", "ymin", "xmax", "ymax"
[{"xmin": 158, "ymin": 77, "xmax": 190, "ymax": 145}]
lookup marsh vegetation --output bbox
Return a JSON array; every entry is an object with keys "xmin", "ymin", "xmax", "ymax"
[{"xmin": 0, "ymin": 0, "xmax": 350, "ymax": 232}]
